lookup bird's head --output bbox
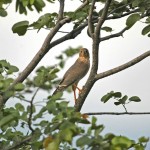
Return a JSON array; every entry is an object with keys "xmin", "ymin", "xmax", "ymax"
[{"xmin": 79, "ymin": 48, "xmax": 89, "ymax": 59}]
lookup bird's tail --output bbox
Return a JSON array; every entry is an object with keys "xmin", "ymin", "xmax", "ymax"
[
  {"xmin": 52, "ymin": 87, "xmax": 59, "ymax": 96},
  {"xmin": 52, "ymin": 85, "xmax": 66, "ymax": 96}
]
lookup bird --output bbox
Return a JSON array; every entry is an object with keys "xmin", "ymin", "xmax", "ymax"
[{"xmin": 52, "ymin": 48, "xmax": 90, "ymax": 104}]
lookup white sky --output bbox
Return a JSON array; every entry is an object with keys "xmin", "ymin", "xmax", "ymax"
[{"xmin": 1, "ymin": 0, "xmax": 150, "ymax": 148}]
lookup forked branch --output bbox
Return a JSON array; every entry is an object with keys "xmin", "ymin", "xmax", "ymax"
[{"xmin": 75, "ymin": 0, "xmax": 112, "ymax": 112}]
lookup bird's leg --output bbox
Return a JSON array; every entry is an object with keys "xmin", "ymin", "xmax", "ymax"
[
  {"xmin": 72, "ymin": 84, "xmax": 77, "ymax": 104},
  {"xmin": 76, "ymin": 86, "xmax": 83, "ymax": 94},
  {"xmin": 73, "ymin": 84, "xmax": 83, "ymax": 94}
]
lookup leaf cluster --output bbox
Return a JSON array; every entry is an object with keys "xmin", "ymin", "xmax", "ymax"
[
  {"xmin": 0, "ymin": 59, "xmax": 149, "ymax": 149},
  {"xmin": 0, "ymin": 60, "xmax": 24, "ymax": 98},
  {"xmin": 101, "ymin": 91, "xmax": 141, "ymax": 112}
]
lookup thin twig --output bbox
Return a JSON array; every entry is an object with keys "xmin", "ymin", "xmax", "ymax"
[
  {"xmin": 101, "ymin": 26, "xmax": 128, "ymax": 41},
  {"xmin": 84, "ymin": 112, "xmax": 150, "ymax": 115},
  {"xmin": 28, "ymin": 88, "xmax": 39, "ymax": 133},
  {"xmin": 95, "ymin": 50, "xmax": 150, "ymax": 81}
]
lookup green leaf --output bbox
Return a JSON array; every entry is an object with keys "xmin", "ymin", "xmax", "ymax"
[
  {"xmin": 76, "ymin": 135, "xmax": 91, "ymax": 147},
  {"xmin": 105, "ymin": 133, "xmax": 115, "ymax": 140},
  {"xmin": 101, "ymin": 26, "xmax": 113, "ymax": 32},
  {"xmin": 12, "ymin": 21, "xmax": 29, "ymax": 36},
  {"xmin": 101, "ymin": 91, "xmax": 114, "ymax": 103},
  {"xmin": 30, "ymin": 0, "xmax": 35, "ymax": 5},
  {"xmin": 46, "ymin": 100, "xmax": 56, "ymax": 114},
  {"xmin": 94, "ymin": 125, "xmax": 104, "ymax": 137},
  {"xmin": 34, "ymin": 0, "xmax": 45, "ymax": 13},
  {"xmin": 50, "ymin": 92, "xmax": 63, "ymax": 101},
  {"xmin": 126, "ymin": 13, "xmax": 140, "ymax": 28},
  {"xmin": 60, "ymin": 129, "xmax": 73, "ymax": 143},
  {"xmin": 46, "ymin": 139, "xmax": 60, "ymax": 150},
  {"xmin": 134, "ymin": 144, "xmax": 145, "ymax": 150},
  {"xmin": 0, "ymin": 8, "xmax": 7, "ymax": 17},
  {"xmin": 0, "ymin": 60, "xmax": 10, "ymax": 68},
  {"xmin": 21, "ymin": 0, "xmax": 29, "ymax": 7},
  {"xmin": 63, "ymin": 47, "xmax": 80, "ymax": 57},
  {"xmin": 7, "ymin": 65, "xmax": 19, "ymax": 74},
  {"xmin": 119, "ymin": 95, "xmax": 128, "ymax": 104},
  {"xmin": 142, "ymin": 25, "xmax": 150, "ymax": 35},
  {"xmin": 113, "ymin": 92, "xmax": 122, "ymax": 98},
  {"xmin": 14, "ymin": 83, "xmax": 25, "ymax": 91},
  {"xmin": 92, "ymin": 116, "xmax": 97, "ymax": 125},
  {"xmin": 112, "ymin": 136, "xmax": 133, "ymax": 148},
  {"xmin": 139, "ymin": 136, "xmax": 149, "ymax": 143},
  {"xmin": 0, "ymin": 113, "xmax": 18, "ymax": 127},
  {"xmin": 132, "ymin": 0, "xmax": 141, "ymax": 7},
  {"xmin": 4, "ymin": 90, "xmax": 14, "ymax": 99},
  {"xmin": 30, "ymin": 13, "xmax": 55, "ymax": 31},
  {"xmin": 114, "ymin": 101, "xmax": 121, "ymax": 105},
  {"xmin": 15, "ymin": 103, "xmax": 25, "ymax": 112},
  {"xmin": 129, "ymin": 96, "xmax": 141, "ymax": 102}
]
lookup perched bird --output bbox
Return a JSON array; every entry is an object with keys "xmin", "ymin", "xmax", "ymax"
[{"xmin": 52, "ymin": 48, "xmax": 90, "ymax": 104}]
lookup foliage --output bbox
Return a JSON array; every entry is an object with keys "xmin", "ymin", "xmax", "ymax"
[
  {"xmin": 1, "ymin": 0, "xmax": 150, "ymax": 36},
  {"xmin": 1, "ymin": 0, "xmax": 150, "ymax": 149},
  {"xmin": 0, "ymin": 57, "xmax": 149, "ymax": 149},
  {"xmin": 101, "ymin": 91, "xmax": 141, "ymax": 112}
]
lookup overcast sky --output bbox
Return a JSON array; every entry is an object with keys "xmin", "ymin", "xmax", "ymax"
[{"xmin": 1, "ymin": 0, "xmax": 150, "ymax": 148}]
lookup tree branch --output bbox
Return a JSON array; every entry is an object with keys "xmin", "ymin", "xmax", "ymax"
[
  {"xmin": 28, "ymin": 88, "xmax": 39, "ymax": 133},
  {"xmin": 88, "ymin": 0, "xmax": 95, "ymax": 37},
  {"xmin": 75, "ymin": 0, "xmax": 112, "ymax": 112},
  {"xmin": 2, "ymin": 17, "xmax": 70, "ymax": 103},
  {"xmin": 107, "ymin": 8, "xmax": 140, "ymax": 20},
  {"xmin": 95, "ymin": 0, "xmax": 112, "ymax": 38},
  {"xmin": 101, "ymin": 26, "xmax": 128, "ymax": 41},
  {"xmin": 95, "ymin": 50, "xmax": 150, "ymax": 81},
  {"xmin": 84, "ymin": 112, "xmax": 150, "ymax": 115},
  {"xmin": 57, "ymin": 0, "xmax": 65, "ymax": 21},
  {"xmin": 49, "ymin": 22, "xmax": 87, "ymax": 49},
  {"xmin": 2, "ymin": 1, "xmax": 90, "ymax": 105}
]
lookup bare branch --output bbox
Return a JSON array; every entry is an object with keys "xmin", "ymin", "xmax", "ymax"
[
  {"xmin": 57, "ymin": 0, "xmax": 65, "ymax": 21},
  {"xmin": 49, "ymin": 22, "xmax": 87, "ymax": 49},
  {"xmin": 95, "ymin": 50, "xmax": 150, "ymax": 81},
  {"xmin": 95, "ymin": 0, "xmax": 112, "ymax": 38},
  {"xmin": 28, "ymin": 88, "xmax": 39, "ymax": 133},
  {"xmin": 84, "ymin": 112, "xmax": 150, "ymax": 115},
  {"xmin": 101, "ymin": 26, "xmax": 128, "ymax": 41},
  {"xmin": 88, "ymin": 0, "xmax": 96, "ymax": 37},
  {"xmin": 92, "ymin": 0, "xmax": 112, "ymax": 74},
  {"xmin": 75, "ymin": 0, "xmax": 112, "ymax": 112}
]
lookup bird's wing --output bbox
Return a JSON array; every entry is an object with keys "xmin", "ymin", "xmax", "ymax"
[
  {"xmin": 60, "ymin": 59, "xmax": 90, "ymax": 87},
  {"xmin": 52, "ymin": 59, "xmax": 90, "ymax": 95}
]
